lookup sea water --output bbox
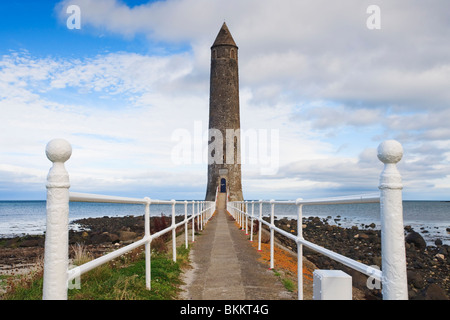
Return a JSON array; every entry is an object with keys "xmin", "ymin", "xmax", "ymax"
[
  {"xmin": 0, "ymin": 201, "xmax": 188, "ymax": 237},
  {"xmin": 0, "ymin": 200, "xmax": 448, "ymax": 246}
]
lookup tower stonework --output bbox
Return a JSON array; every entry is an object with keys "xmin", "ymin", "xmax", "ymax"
[{"xmin": 205, "ymin": 23, "xmax": 244, "ymax": 204}]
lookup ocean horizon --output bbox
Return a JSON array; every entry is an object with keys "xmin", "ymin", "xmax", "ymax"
[{"xmin": 0, "ymin": 200, "xmax": 449, "ymax": 246}]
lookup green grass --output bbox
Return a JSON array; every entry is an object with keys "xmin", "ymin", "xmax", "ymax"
[
  {"xmin": 281, "ymin": 278, "xmax": 296, "ymax": 292},
  {"xmin": 272, "ymin": 269, "xmax": 296, "ymax": 293},
  {"xmin": 2, "ymin": 245, "xmax": 191, "ymax": 300}
]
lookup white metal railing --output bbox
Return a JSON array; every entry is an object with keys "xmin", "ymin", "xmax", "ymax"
[
  {"xmin": 43, "ymin": 139, "xmax": 215, "ymax": 300},
  {"xmin": 228, "ymin": 140, "xmax": 408, "ymax": 300}
]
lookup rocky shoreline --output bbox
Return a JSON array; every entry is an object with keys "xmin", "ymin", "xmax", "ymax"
[
  {"xmin": 268, "ymin": 215, "xmax": 449, "ymax": 300},
  {"xmin": 1, "ymin": 214, "xmax": 448, "ymax": 300},
  {"xmin": 0, "ymin": 214, "xmax": 184, "ymax": 277}
]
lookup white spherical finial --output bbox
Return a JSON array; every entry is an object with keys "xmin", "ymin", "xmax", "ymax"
[
  {"xmin": 377, "ymin": 140, "xmax": 403, "ymax": 164},
  {"xmin": 46, "ymin": 139, "xmax": 72, "ymax": 163}
]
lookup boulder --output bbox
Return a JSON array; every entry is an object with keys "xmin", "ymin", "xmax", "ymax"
[
  {"xmin": 425, "ymin": 284, "xmax": 449, "ymax": 300},
  {"xmin": 405, "ymin": 231, "xmax": 426, "ymax": 250},
  {"xmin": 90, "ymin": 232, "xmax": 112, "ymax": 244},
  {"xmin": 119, "ymin": 231, "xmax": 137, "ymax": 242},
  {"xmin": 407, "ymin": 270, "xmax": 424, "ymax": 289}
]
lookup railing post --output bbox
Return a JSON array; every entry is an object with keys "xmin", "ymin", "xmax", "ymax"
[
  {"xmin": 197, "ymin": 201, "xmax": 200, "ymax": 231},
  {"xmin": 238, "ymin": 202, "xmax": 241, "ymax": 226},
  {"xmin": 201, "ymin": 201, "xmax": 204, "ymax": 230},
  {"xmin": 43, "ymin": 139, "xmax": 72, "ymax": 300},
  {"xmin": 377, "ymin": 140, "xmax": 408, "ymax": 300},
  {"xmin": 258, "ymin": 201, "xmax": 262, "ymax": 252},
  {"xmin": 241, "ymin": 202, "xmax": 244, "ymax": 229},
  {"xmin": 144, "ymin": 197, "xmax": 151, "ymax": 290},
  {"xmin": 171, "ymin": 199, "xmax": 176, "ymax": 262},
  {"xmin": 192, "ymin": 200, "xmax": 195, "ymax": 242},
  {"xmin": 250, "ymin": 201, "xmax": 254, "ymax": 242},
  {"xmin": 296, "ymin": 200, "xmax": 304, "ymax": 300},
  {"xmin": 245, "ymin": 201, "xmax": 249, "ymax": 235},
  {"xmin": 270, "ymin": 199, "xmax": 275, "ymax": 269},
  {"xmin": 184, "ymin": 200, "xmax": 188, "ymax": 248}
]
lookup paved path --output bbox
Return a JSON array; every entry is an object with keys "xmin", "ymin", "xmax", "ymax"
[{"xmin": 180, "ymin": 209, "xmax": 294, "ymax": 300}]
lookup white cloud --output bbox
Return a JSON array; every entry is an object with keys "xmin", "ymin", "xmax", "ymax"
[
  {"xmin": 1, "ymin": 0, "xmax": 450, "ymax": 200},
  {"xmin": 0, "ymin": 51, "xmax": 207, "ymax": 196}
]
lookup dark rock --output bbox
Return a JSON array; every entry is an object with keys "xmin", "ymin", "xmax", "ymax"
[
  {"xmin": 435, "ymin": 239, "xmax": 443, "ymax": 246},
  {"xmin": 404, "ymin": 225, "xmax": 413, "ymax": 232},
  {"xmin": 407, "ymin": 270, "xmax": 425, "ymax": 289},
  {"xmin": 90, "ymin": 232, "xmax": 112, "ymax": 244},
  {"xmin": 424, "ymin": 284, "xmax": 449, "ymax": 300},
  {"xmin": 109, "ymin": 233, "xmax": 120, "ymax": 243},
  {"xmin": 408, "ymin": 289, "xmax": 420, "ymax": 300},
  {"xmin": 18, "ymin": 239, "xmax": 40, "ymax": 247},
  {"xmin": 372, "ymin": 256, "xmax": 382, "ymax": 267},
  {"xmin": 405, "ymin": 231, "xmax": 426, "ymax": 250},
  {"xmin": 437, "ymin": 245, "xmax": 448, "ymax": 255},
  {"xmin": 119, "ymin": 231, "xmax": 137, "ymax": 242}
]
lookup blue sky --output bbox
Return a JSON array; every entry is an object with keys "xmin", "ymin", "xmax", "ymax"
[{"xmin": 1, "ymin": 0, "xmax": 450, "ymax": 201}]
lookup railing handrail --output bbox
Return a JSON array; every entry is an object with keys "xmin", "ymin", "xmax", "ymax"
[
  {"xmin": 66, "ymin": 193, "xmax": 215, "ymax": 293},
  {"xmin": 69, "ymin": 191, "xmax": 148, "ymax": 204},
  {"xmin": 227, "ymin": 140, "xmax": 408, "ymax": 300},
  {"xmin": 251, "ymin": 193, "xmax": 380, "ymax": 205},
  {"xmin": 66, "ymin": 199, "xmax": 214, "ymax": 282},
  {"xmin": 228, "ymin": 199, "xmax": 383, "ymax": 280},
  {"xmin": 70, "ymin": 191, "xmax": 206, "ymax": 205},
  {"xmin": 42, "ymin": 139, "xmax": 216, "ymax": 300},
  {"xmin": 43, "ymin": 138, "xmax": 407, "ymax": 300}
]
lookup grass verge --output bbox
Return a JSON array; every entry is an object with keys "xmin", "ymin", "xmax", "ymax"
[{"xmin": 1, "ymin": 244, "xmax": 191, "ymax": 300}]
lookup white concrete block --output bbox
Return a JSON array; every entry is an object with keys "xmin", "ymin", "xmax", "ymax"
[{"xmin": 313, "ymin": 270, "xmax": 352, "ymax": 300}]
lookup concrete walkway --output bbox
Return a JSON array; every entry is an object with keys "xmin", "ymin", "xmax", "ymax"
[{"xmin": 180, "ymin": 209, "xmax": 294, "ymax": 300}]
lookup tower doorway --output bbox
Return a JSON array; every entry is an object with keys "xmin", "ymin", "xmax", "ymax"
[{"xmin": 220, "ymin": 178, "xmax": 227, "ymax": 193}]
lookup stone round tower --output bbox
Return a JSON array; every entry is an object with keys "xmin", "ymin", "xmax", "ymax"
[{"xmin": 205, "ymin": 23, "xmax": 244, "ymax": 205}]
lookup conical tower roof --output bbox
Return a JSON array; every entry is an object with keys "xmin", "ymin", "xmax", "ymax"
[{"xmin": 212, "ymin": 22, "xmax": 238, "ymax": 48}]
